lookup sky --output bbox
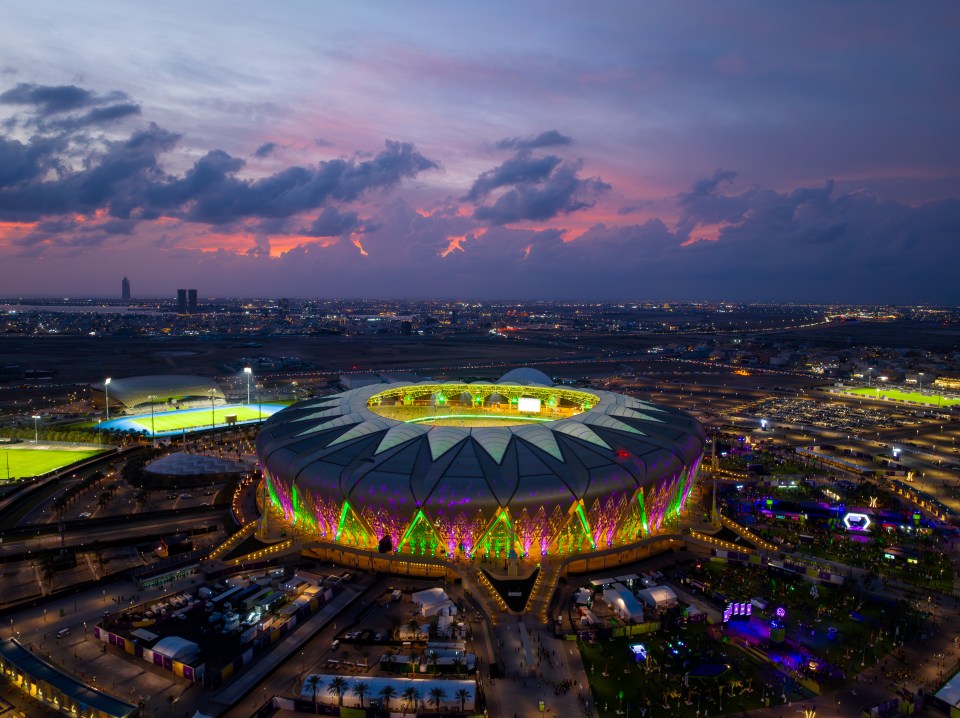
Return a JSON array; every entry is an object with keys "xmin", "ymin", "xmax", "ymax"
[{"xmin": 0, "ymin": 1, "xmax": 959, "ymax": 303}]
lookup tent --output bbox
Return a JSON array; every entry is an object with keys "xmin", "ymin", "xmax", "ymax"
[{"xmin": 637, "ymin": 585, "xmax": 678, "ymax": 609}]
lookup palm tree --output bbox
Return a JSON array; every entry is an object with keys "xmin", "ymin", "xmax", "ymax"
[
  {"xmin": 379, "ymin": 684, "xmax": 397, "ymax": 712},
  {"xmin": 407, "ymin": 618, "xmax": 420, "ymax": 640},
  {"xmin": 304, "ymin": 675, "xmax": 324, "ymax": 714},
  {"xmin": 383, "ymin": 651, "xmax": 398, "ymax": 674},
  {"xmin": 402, "ymin": 686, "xmax": 418, "ymax": 714},
  {"xmin": 456, "ymin": 687, "xmax": 471, "ymax": 713},
  {"xmin": 352, "ymin": 681, "xmax": 370, "ymax": 709},
  {"xmin": 451, "ymin": 654, "xmax": 464, "ymax": 677},
  {"xmin": 327, "ymin": 676, "xmax": 348, "ymax": 706},
  {"xmin": 427, "ymin": 650, "xmax": 440, "ymax": 676},
  {"xmin": 428, "ymin": 686, "xmax": 447, "ymax": 713}
]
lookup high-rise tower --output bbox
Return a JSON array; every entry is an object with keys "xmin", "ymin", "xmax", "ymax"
[
  {"xmin": 188, "ymin": 289, "xmax": 198, "ymax": 312},
  {"xmin": 177, "ymin": 289, "xmax": 187, "ymax": 312},
  {"xmin": 121, "ymin": 276, "xmax": 130, "ymax": 301}
]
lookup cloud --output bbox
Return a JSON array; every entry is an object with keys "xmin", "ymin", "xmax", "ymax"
[
  {"xmin": 314, "ymin": 137, "xmax": 334, "ymax": 148},
  {"xmin": 254, "ymin": 142, "xmax": 278, "ymax": 158},
  {"xmin": 463, "ymin": 151, "xmax": 562, "ymax": 201},
  {"xmin": 0, "ymin": 85, "xmax": 438, "ymax": 226},
  {"xmin": 0, "ymin": 82, "xmax": 130, "ymax": 117},
  {"xmin": 472, "ymin": 160, "xmax": 610, "ymax": 225},
  {"xmin": 494, "ymin": 130, "xmax": 572, "ymax": 151},
  {"xmin": 307, "ymin": 206, "xmax": 362, "ymax": 236}
]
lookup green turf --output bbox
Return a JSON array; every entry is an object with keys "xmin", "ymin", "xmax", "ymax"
[
  {"xmin": 0, "ymin": 446, "xmax": 104, "ymax": 480},
  {"xmin": 125, "ymin": 405, "xmax": 271, "ymax": 433},
  {"xmin": 840, "ymin": 387, "xmax": 960, "ymax": 406}
]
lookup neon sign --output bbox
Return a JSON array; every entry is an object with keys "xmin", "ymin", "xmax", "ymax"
[{"xmin": 842, "ymin": 512, "xmax": 872, "ymax": 531}]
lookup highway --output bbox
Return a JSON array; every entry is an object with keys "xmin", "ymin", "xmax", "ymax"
[{"xmin": 0, "ymin": 508, "xmax": 224, "ymax": 555}]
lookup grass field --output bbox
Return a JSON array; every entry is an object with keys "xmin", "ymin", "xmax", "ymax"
[
  {"xmin": 840, "ymin": 387, "xmax": 960, "ymax": 406},
  {"xmin": 1, "ymin": 446, "xmax": 104, "ymax": 480},
  {"xmin": 100, "ymin": 403, "xmax": 284, "ymax": 436}
]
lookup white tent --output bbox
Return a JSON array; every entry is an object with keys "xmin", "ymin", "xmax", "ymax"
[
  {"xmin": 602, "ymin": 583, "xmax": 645, "ymax": 622},
  {"xmin": 637, "ymin": 585, "xmax": 678, "ymax": 609}
]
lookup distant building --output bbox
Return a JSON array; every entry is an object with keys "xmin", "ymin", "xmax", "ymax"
[
  {"xmin": 188, "ymin": 289, "xmax": 198, "ymax": 312},
  {"xmin": 121, "ymin": 276, "xmax": 130, "ymax": 300},
  {"xmin": 177, "ymin": 289, "xmax": 187, "ymax": 312}
]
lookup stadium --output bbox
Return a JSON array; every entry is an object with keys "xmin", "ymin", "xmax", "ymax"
[{"xmin": 256, "ymin": 368, "xmax": 705, "ymax": 561}]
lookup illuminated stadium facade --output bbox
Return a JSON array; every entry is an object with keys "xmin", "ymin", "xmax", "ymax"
[{"xmin": 255, "ymin": 368, "xmax": 705, "ymax": 561}]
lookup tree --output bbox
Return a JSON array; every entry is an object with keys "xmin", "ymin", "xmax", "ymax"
[
  {"xmin": 402, "ymin": 686, "xmax": 418, "ymax": 714},
  {"xmin": 378, "ymin": 684, "xmax": 397, "ymax": 713},
  {"xmin": 428, "ymin": 686, "xmax": 447, "ymax": 713},
  {"xmin": 451, "ymin": 654, "xmax": 464, "ymax": 677},
  {"xmin": 352, "ymin": 681, "xmax": 369, "ymax": 709},
  {"xmin": 304, "ymin": 675, "xmax": 324, "ymax": 714},
  {"xmin": 407, "ymin": 618, "xmax": 420, "ymax": 640},
  {"xmin": 456, "ymin": 687, "xmax": 471, "ymax": 713},
  {"xmin": 327, "ymin": 676, "xmax": 348, "ymax": 706}
]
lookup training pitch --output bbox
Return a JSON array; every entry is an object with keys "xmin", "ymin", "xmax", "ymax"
[
  {"xmin": 839, "ymin": 387, "xmax": 960, "ymax": 407},
  {"xmin": 99, "ymin": 403, "xmax": 285, "ymax": 436},
  {"xmin": 1, "ymin": 446, "xmax": 104, "ymax": 480}
]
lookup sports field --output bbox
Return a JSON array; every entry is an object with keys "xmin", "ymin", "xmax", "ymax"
[
  {"xmin": 840, "ymin": 387, "xmax": 960, "ymax": 407},
  {"xmin": 99, "ymin": 403, "xmax": 285, "ymax": 436},
  {"xmin": 1, "ymin": 446, "xmax": 104, "ymax": 480}
]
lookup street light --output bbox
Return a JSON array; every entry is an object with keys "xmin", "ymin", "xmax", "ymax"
[
  {"xmin": 244, "ymin": 367, "xmax": 253, "ymax": 405},
  {"xmin": 32, "ymin": 415, "xmax": 40, "ymax": 444},
  {"xmin": 918, "ymin": 372, "xmax": 924, "ymax": 393},
  {"xmin": 209, "ymin": 389, "xmax": 216, "ymax": 430},
  {"xmin": 104, "ymin": 377, "xmax": 112, "ymax": 422}
]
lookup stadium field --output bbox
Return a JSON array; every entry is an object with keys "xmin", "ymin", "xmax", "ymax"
[
  {"xmin": 839, "ymin": 387, "xmax": 960, "ymax": 407},
  {"xmin": 1, "ymin": 446, "xmax": 104, "ymax": 480},
  {"xmin": 99, "ymin": 403, "xmax": 285, "ymax": 436}
]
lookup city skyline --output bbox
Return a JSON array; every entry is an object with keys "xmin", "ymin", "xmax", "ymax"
[{"xmin": 1, "ymin": 2, "xmax": 959, "ymax": 302}]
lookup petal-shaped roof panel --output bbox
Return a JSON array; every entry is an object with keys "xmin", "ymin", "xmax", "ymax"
[
  {"xmin": 551, "ymin": 420, "xmax": 611, "ymax": 450},
  {"xmin": 376, "ymin": 423, "xmax": 429, "ymax": 454},
  {"xmin": 512, "ymin": 424, "xmax": 563, "ymax": 461},
  {"xmin": 427, "ymin": 427, "xmax": 468, "ymax": 461},
  {"xmin": 327, "ymin": 418, "xmax": 393, "ymax": 447},
  {"xmin": 470, "ymin": 428, "xmax": 511, "ymax": 464}
]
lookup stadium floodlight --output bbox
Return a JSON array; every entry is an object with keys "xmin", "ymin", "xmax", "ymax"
[
  {"xmin": 244, "ymin": 367, "xmax": 253, "ymax": 405},
  {"xmin": 104, "ymin": 377, "xmax": 112, "ymax": 422},
  {"xmin": 32, "ymin": 415, "xmax": 41, "ymax": 444},
  {"xmin": 918, "ymin": 372, "xmax": 924, "ymax": 392}
]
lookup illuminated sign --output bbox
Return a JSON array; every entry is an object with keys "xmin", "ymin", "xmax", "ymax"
[
  {"xmin": 723, "ymin": 602, "xmax": 752, "ymax": 622},
  {"xmin": 842, "ymin": 512, "xmax": 872, "ymax": 531},
  {"xmin": 517, "ymin": 397, "xmax": 542, "ymax": 413}
]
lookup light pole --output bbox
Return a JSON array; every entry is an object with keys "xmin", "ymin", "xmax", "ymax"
[
  {"xmin": 918, "ymin": 372, "xmax": 924, "ymax": 393},
  {"xmin": 244, "ymin": 367, "xmax": 252, "ymax": 405},
  {"xmin": 148, "ymin": 395, "xmax": 157, "ymax": 447},
  {"xmin": 867, "ymin": 367, "xmax": 873, "ymax": 387},
  {"xmin": 104, "ymin": 377, "xmax": 112, "ymax": 422},
  {"xmin": 32, "ymin": 415, "xmax": 40, "ymax": 444},
  {"xmin": 209, "ymin": 389, "xmax": 216, "ymax": 430}
]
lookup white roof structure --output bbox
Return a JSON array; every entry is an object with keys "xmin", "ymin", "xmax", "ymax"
[
  {"xmin": 637, "ymin": 585, "xmax": 678, "ymax": 609},
  {"xmin": 602, "ymin": 584, "xmax": 645, "ymax": 622},
  {"xmin": 300, "ymin": 675, "xmax": 475, "ymax": 712},
  {"xmin": 151, "ymin": 636, "xmax": 199, "ymax": 662},
  {"xmin": 92, "ymin": 375, "xmax": 225, "ymax": 410}
]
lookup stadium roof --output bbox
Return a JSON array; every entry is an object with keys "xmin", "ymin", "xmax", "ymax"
[
  {"xmin": 257, "ymin": 373, "xmax": 705, "ymax": 517},
  {"xmin": 497, "ymin": 367, "xmax": 553, "ymax": 386},
  {"xmin": 91, "ymin": 375, "xmax": 224, "ymax": 409}
]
